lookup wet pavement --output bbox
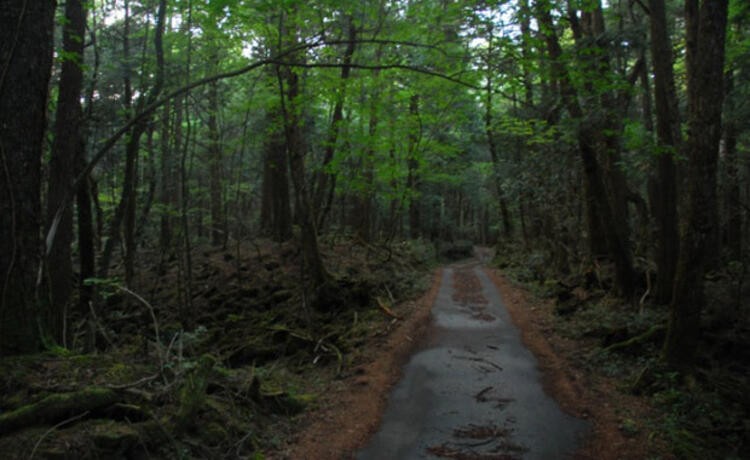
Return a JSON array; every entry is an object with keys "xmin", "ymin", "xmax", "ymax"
[{"xmin": 357, "ymin": 263, "xmax": 589, "ymax": 459}]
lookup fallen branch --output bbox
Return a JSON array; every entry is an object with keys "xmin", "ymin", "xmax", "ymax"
[
  {"xmin": 28, "ymin": 411, "xmax": 90, "ymax": 459},
  {"xmin": 376, "ymin": 297, "xmax": 401, "ymax": 320},
  {"xmin": 603, "ymin": 325, "xmax": 665, "ymax": 354}
]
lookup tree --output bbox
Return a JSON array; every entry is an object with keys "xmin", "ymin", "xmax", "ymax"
[
  {"xmin": 648, "ymin": 0, "xmax": 681, "ymax": 305},
  {"xmin": 46, "ymin": 0, "xmax": 87, "ymax": 345},
  {"xmin": 663, "ymin": 0, "xmax": 729, "ymax": 370},
  {"xmin": 534, "ymin": 0, "xmax": 638, "ymax": 299},
  {"xmin": 0, "ymin": 0, "xmax": 56, "ymax": 354}
]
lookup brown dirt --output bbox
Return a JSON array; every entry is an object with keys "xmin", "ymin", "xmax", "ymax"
[
  {"xmin": 484, "ymin": 269, "xmax": 672, "ymax": 460},
  {"xmin": 277, "ymin": 269, "xmax": 443, "ymax": 460}
]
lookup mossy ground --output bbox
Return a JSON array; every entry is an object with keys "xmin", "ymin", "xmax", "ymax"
[{"xmin": 0, "ymin": 237, "xmax": 435, "ymax": 459}]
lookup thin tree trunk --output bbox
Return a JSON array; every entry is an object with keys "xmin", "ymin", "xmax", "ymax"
[
  {"xmin": 46, "ymin": 0, "xmax": 86, "ymax": 344},
  {"xmin": 260, "ymin": 106, "xmax": 293, "ymax": 242},
  {"xmin": 314, "ymin": 16, "xmax": 356, "ymax": 229},
  {"xmin": 99, "ymin": 0, "xmax": 167, "ymax": 283},
  {"xmin": 484, "ymin": 26, "xmax": 513, "ymax": 239},
  {"xmin": 159, "ymin": 100, "xmax": 173, "ymax": 250},
  {"xmin": 722, "ymin": 69, "xmax": 741, "ymax": 258},
  {"xmin": 407, "ymin": 94, "xmax": 421, "ymax": 239},
  {"xmin": 207, "ymin": 77, "xmax": 225, "ymax": 247}
]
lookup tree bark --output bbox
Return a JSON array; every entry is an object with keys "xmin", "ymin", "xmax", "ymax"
[
  {"xmin": 260, "ymin": 106, "xmax": 293, "ymax": 242},
  {"xmin": 276, "ymin": 10, "xmax": 330, "ymax": 289},
  {"xmin": 46, "ymin": 0, "xmax": 86, "ymax": 344},
  {"xmin": 535, "ymin": 0, "xmax": 636, "ymax": 298},
  {"xmin": 648, "ymin": 0, "xmax": 681, "ymax": 305},
  {"xmin": 721, "ymin": 69, "xmax": 741, "ymax": 258},
  {"xmin": 207, "ymin": 78, "xmax": 225, "ymax": 247},
  {"xmin": 159, "ymin": 100, "xmax": 174, "ymax": 250},
  {"xmin": 0, "ymin": 0, "xmax": 56, "ymax": 354},
  {"xmin": 663, "ymin": 0, "xmax": 728, "ymax": 370},
  {"xmin": 407, "ymin": 94, "xmax": 421, "ymax": 239},
  {"xmin": 313, "ymin": 16, "xmax": 356, "ymax": 229},
  {"xmin": 483, "ymin": 24, "xmax": 514, "ymax": 239}
]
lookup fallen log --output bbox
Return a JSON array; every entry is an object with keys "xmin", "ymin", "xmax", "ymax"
[{"xmin": 0, "ymin": 387, "xmax": 119, "ymax": 435}]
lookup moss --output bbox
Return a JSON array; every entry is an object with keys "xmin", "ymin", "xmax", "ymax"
[
  {"xmin": 90, "ymin": 421, "xmax": 140, "ymax": 451},
  {"xmin": 176, "ymin": 354, "xmax": 216, "ymax": 431},
  {"xmin": 0, "ymin": 387, "xmax": 118, "ymax": 434},
  {"xmin": 202, "ymin": 422, "xmax": 228, "ymax": 444}
]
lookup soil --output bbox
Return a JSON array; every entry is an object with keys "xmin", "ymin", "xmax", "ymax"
[{"xmin": 282, "ymin": 255, "xmax": 671, "ymax": 460}]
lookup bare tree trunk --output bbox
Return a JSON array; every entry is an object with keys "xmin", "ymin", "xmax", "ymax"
[
  {"xmin": 722, "ymin": 69, "xmax": 741, "ymax": 258},
  {"xmin": 0, "ymin": 0, "xmax": 55, "ymax": 354},
  {"xmin": 159, "ymin": 100, "xmax": 173, "ymax": 250},
  {"xmin": 648, "ymin": 0, "xmax": 681, "ymax": 305},
  {"xmin": 663, "ymin": 0, "xmax": 728, "ymax": 370},
  {"xmin": 260, "ymin": 106, "xmax": 293, "ymax": 242},
  {"xmin": 207, "ymin": 77, "xmax": 225, "ymax": 247},
  {"xmin": 407, "ymin": 94, "xmax": 421, "ymax": 239},
  {"xmin": 46, "ymin": 0, "xmax": 86, "ymax": 344},
  {"xmin": 483, "ymin": 26, "xmax": 513, "ymax": 239},
  {"xmin": 314, "ymin": 16, "xmax": 356, "ymax": 229}
]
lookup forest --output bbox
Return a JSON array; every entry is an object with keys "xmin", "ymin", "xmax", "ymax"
[{"xmin": 0, "ymin": 0, "xmax": 748, "ymax": 458}]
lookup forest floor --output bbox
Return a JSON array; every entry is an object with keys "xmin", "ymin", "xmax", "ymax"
[
  {"xmin": 0, "ymin": 241, "xmax": 746, "ymax": 459},
  {"xmin": 0, "ymin": 237, "xmax": 438, "ymax": 459}
]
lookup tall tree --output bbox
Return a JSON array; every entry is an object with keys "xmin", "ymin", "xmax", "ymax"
[
  {"xmin": 98, "ymin": 0, "xmax": 168, "ymax": 284},
  {"xmin": 46, "ymin": 0, "xmax": 87, "ymax": 344},
  {"xmin": 0, "ymin": 0, "xmax": 56, "ymax": 354},
  {"xmin": 276, "ymin": 7, "xmax": 330, "ymax": 289},
  {"xmin": 534, "ymin": 0, "xmax": 637, "ymax": 299},
  {"xmin": 663, "ymin": 0, "xmax": 729, "ymax": 369},
  {"xmin": 648, "ymin": 0, "xmax": 681, "ymax": 305}
]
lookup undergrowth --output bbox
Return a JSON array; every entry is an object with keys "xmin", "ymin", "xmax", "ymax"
[
  {"xmin": 495, "ymin": 242, "xmax": 750, "ymax": 460},
  {"xmin": 0, "ymin": 237, "xmax": 436, "ymax": 459}
]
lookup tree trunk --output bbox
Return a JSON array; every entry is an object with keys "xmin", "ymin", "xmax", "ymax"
[
  {"xmin": 98, "ymin": 0, "xmax": 167, "ymax": 283},
  {"xmin": 207, "ymin": 78, "xmax": 225, "ymax": 247},
  {"xmin": 722, "ymin": 69, "xmax": 741, "ymax": 258},
  {"xmin": 277, "ymin": 11, "xmax": 330, "ymax": 289},
  {"xmin": 648, "ymin": 0, "xmax": 681, "ymax": 305},
  {"xmin": 407, "ymin": 94, "xmax": 421, "ymax": 239},
  {"xmin": 484, "ymin": 26, "xmax": 514, "ymax": 239},
  {"xmin": 536, "ymin": 0, "xmax": 636, "ymax": 298},
  {"xmin": 260, "ymin": 106, "xmax": 293, "ymax": 242},
  {"xmin": 314, "ymin": 16, "xmax": 356, "ymax": 229},
  {"xmin": 159, "ymin": 101, "xmax": 174, "ymax": 250},
  {"xmin": 663, "ymin": 0, "xmax": 728, "ymax": 370},
  {"xmin": 46, "ymin": 0, "xmax": 86, "ymax": 344},
  {"xmin": 0, "ymin": 0, "xmax": 56, "ymax": 354}
]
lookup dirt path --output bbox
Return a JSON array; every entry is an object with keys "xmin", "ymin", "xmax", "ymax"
[
  {"xmin": 356, "ymin": 261, "xmax": 588, "ymax": 459},
  {"xmin": 282, "ymin": 252, "xmax": 657, "ymax": 459}
]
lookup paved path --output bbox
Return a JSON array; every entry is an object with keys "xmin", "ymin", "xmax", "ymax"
[{"xmin": 358, "ymin": 263, "xmax": 588, "ymax": 459}]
